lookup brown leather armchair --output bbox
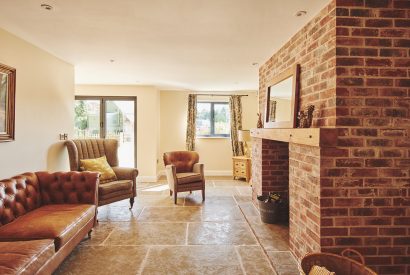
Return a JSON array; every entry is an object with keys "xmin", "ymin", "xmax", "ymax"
[
  {"xmin": 163, "ymin": 151, "xmax": 205, "ymax": 204},
  {"xmin": 65, "ymin": 139, "xmax": 138, "ymax": 209}
]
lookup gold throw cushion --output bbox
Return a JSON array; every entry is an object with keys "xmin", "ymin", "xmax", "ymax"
[
  {"xmin": 80, "ymin": 156, "xmax": 117, "ymax": 183},
  {"xmin": 308, "ymin": 265, "xmax": 335, "ymax": 275}
]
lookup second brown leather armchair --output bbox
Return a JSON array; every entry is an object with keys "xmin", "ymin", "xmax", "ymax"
[
  {"xmin": 65, "ymin": 139, "xmax": 138, "ymax": 209},
  {"xmin": 163, "ymin": 151, "xmax": 205, "ymax": 204}
]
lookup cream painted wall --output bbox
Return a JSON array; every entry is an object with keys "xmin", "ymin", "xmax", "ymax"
[
  {"xmin": 75, "ymin": 85, "xmax": 160, "ymax": 181},
  {"xmin": 0, "ymin": 28, "xmax": 74, "ymax": 179},
  {"xmin": 159, "ymin": 91, "xmax": 258, "ymax": 174}
]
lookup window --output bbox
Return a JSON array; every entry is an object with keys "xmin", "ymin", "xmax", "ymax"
[{"xmin": 196, "ymin": 102, "xmax": 230, "ymax": 137}]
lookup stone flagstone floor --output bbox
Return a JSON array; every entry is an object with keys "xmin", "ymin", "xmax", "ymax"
[{"xmin": 55, "ymin": 177, "xmax": 299, "ymax": 275}]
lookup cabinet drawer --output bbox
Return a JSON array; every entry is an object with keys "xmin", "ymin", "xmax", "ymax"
[
  {"xmin": 235, "ymin": 169, "xmax": 246, "ymax": 176},
  {"xmin": 234, "ymin": 161, "xmax": 245, "ymax": 168}
]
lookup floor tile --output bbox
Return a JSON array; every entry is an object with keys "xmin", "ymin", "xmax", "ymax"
[
  {"xmin": 184, "ymin": 195, "xmax": 237, "ymax": 207},
  {"xmin": 97, "ymin": 205, "xmax": 142, "ymax": 222},
  {"xmin": 138, "ymin": 206, "xmax": 202, "ymax": 222},
  {"xmin": 135, "ymin": 194, "xmax": 185, "ymax": 207},
  {"xmin": 205, "ymin": 186, "xmax": 241, "ymax": 196},
  {"xmin": 238, "ymin": 202, "xmax": 260, "ymax": 218},
  {"xmin": 247, "ymin": 215, "xmax": 289, "ymax": 251},
  {"xmin": 104, "ymin": 222, "xmax": 187, "ymax": 245},
  {"xmin": 80, "ymin": 222, "xmax": 117, "ymax": 246},
  {"xmin": 55, "ymin": 246, "xmax": 148, "ymax": 275},
  {"xmin": 141, "ymin": 246, "xmax": 243, "ymax": 275},
  {"xmin": 213, "ymin": 179, "xmax": 248, "ymax": 187},
  {"xmin": 202, "ymin": 205, "xmax": 245, "ymax": 221},
  {"xmin": 236, "ymin": 246, "xmax": 275, "ymax": 274},
  {"xmin": 188, "ymin": 222, "xmax": 257, "ymax": 245},
  {"xmin": 267, "ymin": 251, "xmax": 298, "ymax": 266}
]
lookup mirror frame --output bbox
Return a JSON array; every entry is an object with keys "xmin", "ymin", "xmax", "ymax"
[
  {"xmin": 0, "ymin": 63, "xmax": 16, "ymax": 142},
  {"xmin": 264, "ymin": 63, "xmax": 300, "ymax": 128}
]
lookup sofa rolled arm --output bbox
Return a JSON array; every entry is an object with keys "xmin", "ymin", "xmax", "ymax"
[
  {"xmin": 193, "ymin": 163, "xmax": 205, "ymax": 179},
  {"xmin": 36, "ymin": 171, "xmax": 99, "ymax": 205}
]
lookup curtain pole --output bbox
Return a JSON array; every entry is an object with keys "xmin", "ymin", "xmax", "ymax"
[{"xmin": 195, "ymin": 94, "xmax": 248, "ymax": 97}]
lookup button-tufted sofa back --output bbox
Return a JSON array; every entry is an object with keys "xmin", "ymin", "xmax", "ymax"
[
  {"xmin": 0, "ymin": 173, "xmax": 41, "ymax": 226},
  {"xmin": 163, "ymin": 151, "xmax": 199, "ymax": 173},
  {"xmin": 0, "ymin": 171, "xmax": 99, "ymax": 227},
  {"xmin": 65, "ymin": 139, "xmax": 119, "ymax": 171}
]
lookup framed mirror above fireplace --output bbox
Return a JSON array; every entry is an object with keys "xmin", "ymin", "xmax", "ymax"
[{"xmin": 264, "ymin": 64, "xmax": 300, "ymax": 128}]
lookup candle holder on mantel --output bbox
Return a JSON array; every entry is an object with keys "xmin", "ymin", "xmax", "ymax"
[{"xmin": 297, "ymin": 105, "xmax": 315, "ymax": 128}]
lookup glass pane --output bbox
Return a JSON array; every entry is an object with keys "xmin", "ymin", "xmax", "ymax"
[
  {"xmin": 105, "ymin": 100, "xmax": 135, "ymax": 167},
  {"xmin": 196, "ymin": 102, "xmax": 211, "ymax": 136},
  {"xmin": 74, "ymin": 100, "xmax": 100, "ymax": 139},
  {"xmin": 214, "ymin": 103, "xmax": 230, "ymax": 135}
]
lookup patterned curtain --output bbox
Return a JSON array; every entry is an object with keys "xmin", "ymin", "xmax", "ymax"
[
  {"xmin": 186, "ymin": 94, "xmax": 197, "ymax": 151},
  {"xmin": 229, "ymin": 95, "xmax": 244, "ymax": 156}
]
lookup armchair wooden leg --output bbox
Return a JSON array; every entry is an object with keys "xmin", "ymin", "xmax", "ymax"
[
  {"xmin": 88, "ymin": 229, "xmax": 92, "ymax": 239},
  {"xmin": 170, "ymin": 190, "xmax": 173, "ymax": 196},
  {"xmin": 174, "ymin": 191, "xmax": 177, "ymax": 204},
  {"xmin": 202, "ymin": 189, "xmax": 205, "ymax": 202},
  {"xmin": 189, "ymin": 190, "xmax": 192, "ymax": 194},
  {"xmin": 129, "ymin": 197, "xmax": 135, "ymax": 210}
]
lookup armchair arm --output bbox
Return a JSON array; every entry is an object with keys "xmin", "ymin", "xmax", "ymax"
[
  {"xmin": 193, "ymin": 163, "xmax": 205, "ymax": 179},
  {"xmin": 36, "ymin": 171, "xmax": 99, "ymax": 205},
  {"xmin": 112, "ymin": 167, "xmax": 138, "ymax": 197},
  {"xmin": 165, "ymin": 164, "xmax": 177, "ymax": 190},
  {"xmin": 112, "ymin": 167, "xmax": 138, "ymax": 180}
]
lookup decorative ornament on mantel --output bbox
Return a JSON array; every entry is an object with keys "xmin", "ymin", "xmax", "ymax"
[
  {"xmin": 297, "ymin": 105, "xmax": 315, "ymax": 128},
  {"xmin": 256, "ymin": 113, "xmax": 263, "ymax": 128}
]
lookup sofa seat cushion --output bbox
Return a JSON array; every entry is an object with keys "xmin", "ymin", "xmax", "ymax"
[
  {"xmin": 0, "ymin": 239, "xmax": 54, "ymax": 275},
  {"xmin": 0, "ymin": 204, "xmax": 95, "ymax": 251},
  {"xmin": 99, "ymin": 180, "xmax": 132, "ymax": 196},
  {"xmin": 176, "ymin": 173, "xmax": 202, "ymax": 185}
]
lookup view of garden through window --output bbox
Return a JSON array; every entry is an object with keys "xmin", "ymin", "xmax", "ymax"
[{"xmin": 196, "ymin": 102, "xmax": 230, "ymax": 137}]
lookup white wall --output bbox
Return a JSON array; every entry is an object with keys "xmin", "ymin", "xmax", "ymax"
[
  {"xmin": 0, "ymin": 28, "xmax": 74, "ymax": 179},
  {"xmin": 75, "ymin": 85, "xmax": 160, "ymax": 182},
  {"xmin": 159, "ymin": 91, "xmax": 258, "ymax": 175}
]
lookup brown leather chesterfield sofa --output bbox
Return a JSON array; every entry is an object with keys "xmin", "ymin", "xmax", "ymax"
[{"xmin": 0, "ymin": 171, "xmax": 99, "ymax": 274}]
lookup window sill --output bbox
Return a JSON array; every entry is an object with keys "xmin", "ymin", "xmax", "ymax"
[{"xmin": 196, "ymin": 136, "xmax": 230, "ymax": 139}]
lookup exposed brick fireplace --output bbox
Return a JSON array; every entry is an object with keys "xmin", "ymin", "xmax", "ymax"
[{"xmin": 252, "ymin": 1, "xmax": 410, "ymax": 274}]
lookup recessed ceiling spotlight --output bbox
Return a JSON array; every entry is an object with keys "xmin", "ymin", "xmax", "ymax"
[
  {"xmin": 252, "ymin": 62, "xmax": 259, "ymax": 66},
  {"xmin": 295, "ymin": 10, "xmax": 307, "ymax": 17},
  {"xmin": 40, "ymin": 4, "xmax": 53, "ymax": 11},
  {"xmin": 109, "ymin": 59, "xmax": 115, "ymax": 63}
]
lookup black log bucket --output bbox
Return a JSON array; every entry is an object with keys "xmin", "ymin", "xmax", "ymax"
[{"xmin": 257, "ymin": 195, "xmax": 289, "ymax": 224}]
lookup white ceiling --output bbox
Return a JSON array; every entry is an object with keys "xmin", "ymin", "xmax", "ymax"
[{"xmin": 0, "ymin": 0, "xmax": 328, "ymax": 91}]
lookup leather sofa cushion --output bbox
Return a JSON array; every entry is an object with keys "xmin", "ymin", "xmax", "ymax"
[
  {"xmin": 0, "ymin": 204, "xmax": 95, "ymax": 251},
  {"xmin": 176, "ymin": 173, "xmax": 202, "ymax": 184},
  {"xmin": 0, "ymin": 239, "xmax": 54, "ymax": 275},
  {"xmin": 99, "ymin": 180, "xmax": 132, "ymax": 196}
]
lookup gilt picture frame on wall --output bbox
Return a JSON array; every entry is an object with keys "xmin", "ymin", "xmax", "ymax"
[{"xmin": 0, "ymin": 63, "xmax": 16, "ymax": 142}]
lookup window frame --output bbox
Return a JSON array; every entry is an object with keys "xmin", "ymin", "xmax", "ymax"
[{"xmin": 196, "ymin": 101, "xmax": 230, "ymax": 138}]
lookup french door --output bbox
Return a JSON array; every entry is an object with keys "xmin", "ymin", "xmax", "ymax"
[{"xmin": 74, "ymin": 96, "xmax": 137, "ymax": 168}]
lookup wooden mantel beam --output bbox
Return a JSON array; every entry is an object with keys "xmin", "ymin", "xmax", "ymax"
[{"xmin": 250, "ymin": 128, "xmax": 338, "ymax": 147}]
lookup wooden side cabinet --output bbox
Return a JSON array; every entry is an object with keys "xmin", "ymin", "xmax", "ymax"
[{"xmin": 232, "ymin": 156, "xmax": 251, "ymax": 182}]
